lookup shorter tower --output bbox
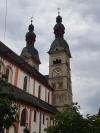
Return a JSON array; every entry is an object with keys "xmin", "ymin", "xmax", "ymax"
[
  {"xmin": 48, "ymin": 13, "xmax": 72, "ymax": 111},
  {"xmin": 21, "ymin": 20, "xmax": 41, "ymax": 70}
]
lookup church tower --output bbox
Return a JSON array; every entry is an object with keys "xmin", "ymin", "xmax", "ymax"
[
  {"xmin": 21, "ymin": 20, "xmax": 41, "ymax": 71},
  {"xmin": 48, "ymin": 13, "xmax": 72, "ymax": 111}
]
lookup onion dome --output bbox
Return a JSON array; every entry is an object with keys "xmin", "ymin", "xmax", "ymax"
[
  {"xmin": 54, "ymin": 15, "xmax": 65, "ymax": 38},
  {"xmin": 48, "ymin": 13, "xmax": 71, "ymax": 58},
  {"xmin": 20, "ymin": 19, "xmax": 41, "ymax": 69},
  {"xmin": 25, "ymin": 21, "xmax": 36, "ymax": 46}
]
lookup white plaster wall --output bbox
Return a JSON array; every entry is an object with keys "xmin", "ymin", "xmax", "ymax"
[
  {"xmin": 41, "ymin": 113, "xmax": 48, "ymax": 133},
  {"xmin": 17, "ymin": 70, "xmax": 25, "ymax": 90},
  {"xmin": 9, "ymin": 126, "xmax": 15, "ymax": 133},
  {"xmin": 17, "ymin": 71, "xmax": 30, "ymax": 93},
  {"xmin": 34, "ymin": 80, "xmax": 39, "ymax": 97},
  {"xmin": 30, "ymin": 110, "xmax": 40, "ymax": 133},
  {"xmin": 41, "ymin": 86, "xmax": 45, "ymax": 101},
  {"xmin": 29, "ymin": 77, "xmax": 34, "ymax": 95}
]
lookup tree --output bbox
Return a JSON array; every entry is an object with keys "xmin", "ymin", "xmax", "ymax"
[
  {"xmin": 47, "ymin": 103, "xmax": 100, "ymax": 133},
  {"xmin": 0, "ymin": 96, "xmax": 18, "ymax": 133},
  {"xmin": 0, "ymin": 78, "xmax": 18, "ymax": 133}
]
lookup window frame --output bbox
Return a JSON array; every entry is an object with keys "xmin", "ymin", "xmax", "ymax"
[{"xmin": 23, "ymin": 76, "xmax": 28, "ymax": 91}]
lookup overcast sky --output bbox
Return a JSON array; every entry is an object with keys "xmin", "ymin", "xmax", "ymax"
[{"xmin": 0, "ymin": 0, "xmax": 100, "ymax": 115}]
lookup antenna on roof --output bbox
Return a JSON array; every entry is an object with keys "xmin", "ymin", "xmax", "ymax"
[
  {"xmin": 31, "ymin": 16, "xmax": 33, "ymax": 24},
  {"xmin": 4, "ymin": 0, "xmax": 8, "ymax": 42}
]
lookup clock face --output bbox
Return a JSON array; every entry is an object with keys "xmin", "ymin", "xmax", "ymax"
[{"xmin": 52, "ymin": 68, "xmax": 62, "ymax": 77}]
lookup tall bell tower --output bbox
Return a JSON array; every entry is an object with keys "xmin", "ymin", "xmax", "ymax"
[
  {"xmin": 48, "ymin": 12, "xmax": 72, "ymax": 111},
  {"xmin": 21, "ymin": 19, "xmax": 41, "ymax": 71}
]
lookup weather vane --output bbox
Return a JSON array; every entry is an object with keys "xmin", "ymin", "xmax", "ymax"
[
  {"xmin": 31, "ymin": 16, "xmax": 33, "ymax": 24},
  {"xmin": 57, "ymin": 8, "xmax": 60, "ymax": 15}
]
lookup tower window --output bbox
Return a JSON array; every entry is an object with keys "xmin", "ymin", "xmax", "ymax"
[
  {"xmin": 20, "ymin": 108, "xmax": 27, "ymax": 126},
  {"xmin": 23, "ymin": 76, "xmax": 27, "ymax": 91},
  {"xmin": 38, "ymin": 85, "xmax": 41, "ymax": 99},
  {"xmin": 58, "ymin": 59, "xmax": 61, "ymax": 63},
  {"xmin": 34, "ymin": 111, "xmax": 37, "ymax": 122},
  {"xmin": 58, "ymin": 82, "xmax": 63, "ymax": 88},
  {"xmin": 53, "ymin": 60, "xmax": 56, "ymax": 64},
  {"xmin": 52, "ymin": 83, "xmax": 56, "ymax": 89},
  {"xmin": 53, "ymin": 59, "xmax": 62, "ymax": 65}
]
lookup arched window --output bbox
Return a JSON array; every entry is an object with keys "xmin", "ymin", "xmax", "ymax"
[
  {"xmin": 6, "ymin": 68, "xmax": 10, "ymax": 81},
  {"xmin": 5, "ymin": 66, "xmax": 13, "ymax": 82},
  {"xmin": 0, "ymin": 62, "xmax": 5, "ymax": 74},
  {"xmin": 23, "ymin": 76, "xmax": 27, "ymax": 91},
  {"xmin": 20, "ymin": 108, "xmax": 28, "ymax": 126}
]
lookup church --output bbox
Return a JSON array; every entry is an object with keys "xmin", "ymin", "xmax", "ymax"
[{"xmin": 0, "ymin": 13, "xmax": 72, "ymax": 133}]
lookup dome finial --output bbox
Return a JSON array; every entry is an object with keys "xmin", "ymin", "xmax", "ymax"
[
  {"xmin": 28, "ymin": 16, "xmax": 34, "ymax": 32},
  {"xmin": 57, "ymin": 8, "xmax": 60, "ymax": 16},
  {"xmin": 56, "ymin": 8, "xmax": 62, "ymax": 24},
  {"xmin": 54, "ymin": 9, "xmax": 65, "ymax": 38},
  {"xmin": 26, "ymin": 17, "xmax": 36, "ymax": 46}
]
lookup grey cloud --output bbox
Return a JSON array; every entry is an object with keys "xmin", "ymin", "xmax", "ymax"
[{"xmin": 0, "ymin": 0, "xmax": 100, "ymax": 115}]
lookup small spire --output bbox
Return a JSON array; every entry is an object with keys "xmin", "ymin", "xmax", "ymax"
[
  {"xmin": 57, "ymin": 8, "xmax": 60, "ymax": 16},
  {"xmin": 28, "ymin": 16, "xmax": 34, "ymax": 32},
  {"xmin": 26, "ymin": 17, "xmax": 36, "ymax": 46}
]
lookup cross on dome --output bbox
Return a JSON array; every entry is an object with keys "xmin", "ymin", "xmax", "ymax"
[{"xmin": 57, "ymin": 8, "xmax": 60, "ymax": 16}]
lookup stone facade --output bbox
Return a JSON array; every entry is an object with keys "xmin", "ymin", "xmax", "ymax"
[{"xmin": 48, "ymin": 14, "xmax": 72, "ymax": 111}]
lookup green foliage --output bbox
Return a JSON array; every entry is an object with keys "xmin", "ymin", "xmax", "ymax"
[
  {"xmin": 47, "ymin": 103, "xmax": 100, "ymax": 133},
  {"xmin": 0, "ymin": 78, "xmax": 18, "ymax": 132},
  {"xmin": 0, "ymin": 96, "xmax": 18, "ymax": 132}
]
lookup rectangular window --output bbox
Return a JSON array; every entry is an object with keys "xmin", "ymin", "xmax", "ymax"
[
  {"xmin": 43, "ymin": 114, "xmax": 45, "ymax": 124},
  {"xmin": 38, "ymin": 85, "xmax": 41, "ymax": 99},
  {"xmin": 34, "ymin": 111, "xmax": 37, "ymax": 122},
  {"xmin": 48, "ymin": 92, "xmax": 50, "ymax": 103}
]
